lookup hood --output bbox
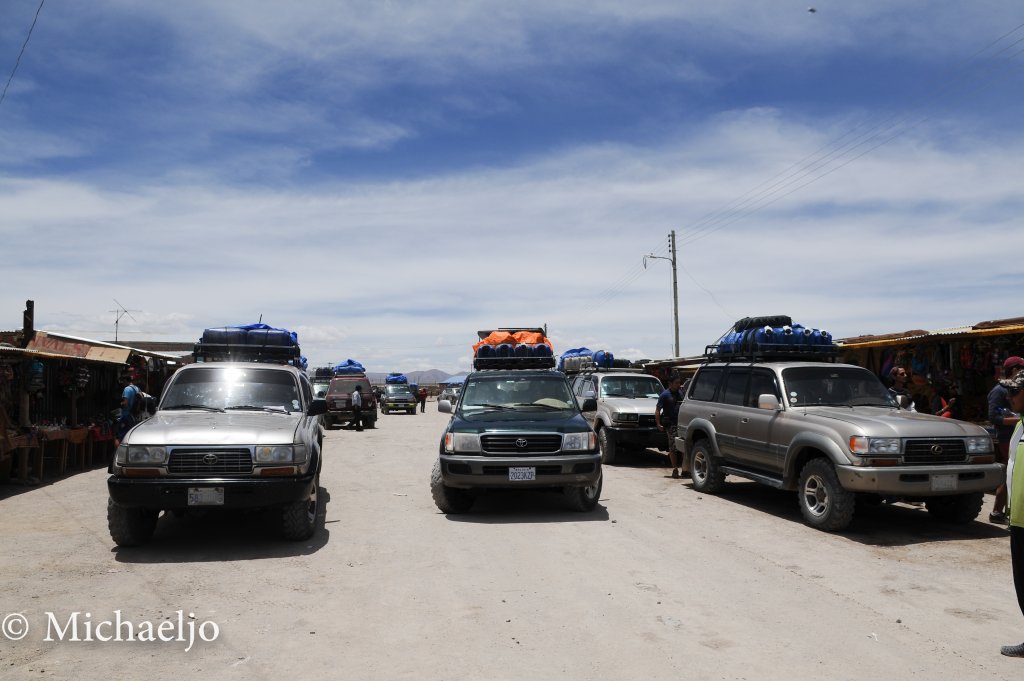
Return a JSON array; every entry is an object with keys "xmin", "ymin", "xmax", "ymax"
[
  {"xmin": 126, "ymin": 410, "xmax": 301, "ymax": 446},
  {"xmin": 454, "ymin": 411, "xmax": 591, "ymax": 433},
  {"xmin": 600, "ymin": 396, "xmax": 657, "ymax": 415},
  {"xmin": 798, "ymin": 406, "xmax": 988, "ymax": 438}
]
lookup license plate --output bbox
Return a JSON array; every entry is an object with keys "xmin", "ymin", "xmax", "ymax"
[
  {"xmin": 187, "ymin": 487, "xmax": 225, "ymax": 506},
  {"xmin": 930, "ymin": 474, "xmax": 957, "ymax": 492},
  {"xmin": 509, "ymin": 467, "xmax": 536, "ymax": 481}
]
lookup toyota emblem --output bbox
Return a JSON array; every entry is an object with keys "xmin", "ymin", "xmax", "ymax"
[
  {"xmin": 203, "ymin": 453, "xmax": 219, "ymax": 465},
  {"xmin": 930, "ymin": 445, "xmax": 943, "ymax": 454},
  {"xmin": 515, "ymin": 438, "xmax": 528, "ymax": 448}
]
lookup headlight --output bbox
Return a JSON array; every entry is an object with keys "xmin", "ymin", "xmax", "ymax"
[
  {"xmin": 849, "ymin": 436, "xmax": 901, "ymax": 455},
  {"xmin": 445, "ymin": 433, "xmax": 480, "ymax": 453},
  {"xmin": 256, "ymin": 445, "xmax": 296, "ymax": 463},
  {"xmin": 613, "ymin": 413, "xmax": 639, "ymax": 422},
  {"xmin": 967, "ymin": 436, "xmax": 993, "ymax": 454},
  {"xmin": 125, "ymin": 445, "xmax": 168, "ymax": 465},
  {"xmin": 563, "ymin": 432, "xmax": 596, "ymax": 451}
]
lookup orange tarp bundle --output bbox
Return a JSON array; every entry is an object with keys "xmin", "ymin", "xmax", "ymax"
[{"xmin": 472, "ymin": 330, "xmax": 552, "ymax": 353}]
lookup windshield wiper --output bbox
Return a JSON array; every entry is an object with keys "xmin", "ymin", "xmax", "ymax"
[
  {"xmin": 163, "ymin": 404, "xmax": 226, "ymax": 413},
  {"xmin": 472, "ymin": 403, "xmax": 516, "ymax": 411},
  {"xmin": 512, "ymin": 402, "xmax": 567, "ymax": 411},
  {"xmin": 225, "ymin": 405, "xmax": 292, "ymax": 414}
]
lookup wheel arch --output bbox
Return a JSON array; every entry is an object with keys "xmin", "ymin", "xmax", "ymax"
[{"xmin": 783, "ymin": 434, "xmax": 846, "ymax": 490}]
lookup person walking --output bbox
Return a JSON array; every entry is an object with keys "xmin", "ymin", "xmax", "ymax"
[
  {"xmin": 351, "ymin": 384, "xmax": 364, "ymax": 432},
  {"xmin": 655, "ymin": 375, "xmax": 686, "ymax": 479},
  {"xmin": 999, "ymin": 372, "xmax": 1024, "ymax": 657},
  {"xmin": 418, "ymin": 386, "xmax": 428, "ymax": 413},
  {"xmin": 990, "ymin": 356, "xmax": 1024, "ymax": 524}
]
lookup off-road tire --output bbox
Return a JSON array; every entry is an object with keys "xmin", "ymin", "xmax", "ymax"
[
  {"xmin": 564, "ymin": 470, "xmax": 603, "ymax": 512},
  {"xmin": 107, "ymin": 497, "xmax": 159, "ymax": 547},
  {"xmin": 430, "ymin": 460, "xmax": 474, "ymax": 513},
  {"xmin": 797, "ymin": 458, "xmax": 856, "ymax": 531},
  {"xmin": 690, "ymin": 440, "xmax": 726, "ymax": 494},
  {"xmin": 926, "ymin": 492, "xmax": 984, "ymax": 524},
  {"xmin": 598, "ymin": 427, "xmax": 617, "ymax": 465},
  {"xmin": 281, "ymin": 474, "xmax": 319, "ymax": 540}
]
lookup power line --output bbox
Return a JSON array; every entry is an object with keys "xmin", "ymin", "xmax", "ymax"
[{"xmin": 0, "ymin": 0, "xmax": 45, "ymax": 110}]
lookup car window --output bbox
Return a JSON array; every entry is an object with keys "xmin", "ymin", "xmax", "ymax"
[
  {"xmin": 162, "ymin": 367, "xmax": 301, "ymax": 412},
  {"xmin": 781, "ymin": 366, "xmax": 893, "ymax": 407},
  {"xmin": 689, "ymin": 367, "xmax": 723, "ymax": 402},
  {"xmin": 300, "ymin": 375, "xmax": 313, "ymax": 406},
  {"xmin": 720, "ymin": 368, "xmax": 749, "ymax": 406},
  {"xmin": 747, "ymin": 369, "xmax": 780, "ymax": 407}
]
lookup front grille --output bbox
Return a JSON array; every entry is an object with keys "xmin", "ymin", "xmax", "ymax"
[
  {"xmin": 168, "ymin": 449, "xmax": 253, "ymax": 476},
  {"xmin": 482, "ymin": 465, "xmax": 563, "ymax": 476},
  {"xmin": 638, "ymin": 415, "xmax": 656, "ymax": 427},
  {"xmin": 481, "ymin": 434, "xmax": 562, "ymax": 454},
  {"xmin": 903, "ymin": 439, "xmax": 968, "ymax": 465}
]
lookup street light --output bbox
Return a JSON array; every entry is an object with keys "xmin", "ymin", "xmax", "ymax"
[{"xmin": 643, "ymin": 230, "xmax": 680, "ymax": 357}]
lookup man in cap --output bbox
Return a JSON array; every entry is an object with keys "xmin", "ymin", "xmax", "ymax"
[
  {"xmin": 999, "ymin": 372, "xmax": 1024, "ymax": 656},
  {"xmin": 990, "ymin": 356, "xmax": 1024, "ymax": 524}
]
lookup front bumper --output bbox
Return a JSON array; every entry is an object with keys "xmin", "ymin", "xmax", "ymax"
[
  {"xmin": 107, "ymin": 472, "xmax": 316, "ymax": 510},
  {"xmin": 439, "ymin": 452, "xmax": 601, "ymax": 489},
  {"xmin": 605, "ymin": 425, "xmax": 662, "ymax": 448},
  {"xmin": 835, "ymin": 463, "xmax": 1004, "ymax": 496},
  {"xmin": 384, "ymin": 401, "xmax": 416, "ymax": 410}
]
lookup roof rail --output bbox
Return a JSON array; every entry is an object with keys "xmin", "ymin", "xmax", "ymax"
[{"xmin": 472, "ymin": 356, "xmax": 556, "ymax": 371}]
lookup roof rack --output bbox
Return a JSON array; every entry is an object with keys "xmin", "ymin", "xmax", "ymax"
[
  {"xmin": 473, "ymin": 356, "xmax": 556, "ymax": 371},
  {"xmin": 705, "ymin": 317, "xmax": 838, "ymax": 363},
  {"xmin": 193, "ymin": 341, "xmax": 301, "ymax": 365}
]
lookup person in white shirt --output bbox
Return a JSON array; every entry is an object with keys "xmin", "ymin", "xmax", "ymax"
[{"xmin": 350, "ymin": 385, "xmax": 364, "ymax": 431}]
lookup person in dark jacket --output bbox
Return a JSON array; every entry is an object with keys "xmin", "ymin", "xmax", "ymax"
[
  {"xmin": 655, "ymin": 375, "xmax": 686, "ymax": 479},
  {"xmin": 990, "ymin": 356, "xmax": 1024, "ymax": 524}
]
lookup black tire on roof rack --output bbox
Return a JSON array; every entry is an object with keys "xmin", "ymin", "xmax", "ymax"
[{"xmin": 732, "ymin": 315, "xmax": 793, "ymax": 331}]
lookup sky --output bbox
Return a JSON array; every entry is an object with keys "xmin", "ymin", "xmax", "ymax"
[{"xmin": 2, "ymin": 1, "xmax": 1023, "ymax": 374}]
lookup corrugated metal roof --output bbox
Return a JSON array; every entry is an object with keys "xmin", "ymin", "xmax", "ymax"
[{"xmin": 839, "ymin": 324, "xmax": 1024, "ymax": 349}]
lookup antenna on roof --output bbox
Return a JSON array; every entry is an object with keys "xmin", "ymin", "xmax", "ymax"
[{"xmin": 109, "ymin": 299, "xmax": 140, "ymax": 343}]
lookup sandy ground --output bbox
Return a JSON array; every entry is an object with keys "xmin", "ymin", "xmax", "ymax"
[{"xmin": 1, "ymin": 403, "xmax": 1021, "ymax": 680}]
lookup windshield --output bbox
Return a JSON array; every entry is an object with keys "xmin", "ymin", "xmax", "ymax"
[
  {"xmin": 386, "ymin": 385, "xmax": 413, "ymax": 396},
  {"xmin": 162, "ymin": 367, "xmax": 301, "ymax": 412},
  {"xmin": 329, "ymin": 377, "xmax": 369, "ymax": 394},
  {"xmin": 600, "ymin": 376, "xmax": 663, "ymax": 398},
  {"xmin": 781, "ymin": 366, "xmax": 895, "ymax": 408},
  {"xmin": 461, "ymin": 375, "xmax": 575, "ymax": 412}
]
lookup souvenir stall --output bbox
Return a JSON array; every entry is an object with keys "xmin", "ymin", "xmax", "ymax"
[
  {"xmin": 838, "ymin": 316, "xmax": 1024, "ymax": 422},
  {"xmin": 0, "ymin": 333, "xmax": 183, "ymax": 484}
]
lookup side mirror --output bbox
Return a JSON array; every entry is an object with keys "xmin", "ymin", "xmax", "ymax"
[
  {"xmin": 758, "ymin": 394, "xmax": 782, "ymax": 411},
  {"xmin": 438, "ymin": 399, "xmax": 452, "ymax": 414},
  {"xmin": 308, "ymin": 399, "xmax": 328, "ymax": 417},
  {"xmin": 581, "ymin": 398, "xmax": 598, "ymax": 412}
]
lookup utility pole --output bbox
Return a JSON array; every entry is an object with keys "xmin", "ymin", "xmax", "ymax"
[{"xmin": 644, "ymin": 231, "xmax": 681, "ymax": 357}]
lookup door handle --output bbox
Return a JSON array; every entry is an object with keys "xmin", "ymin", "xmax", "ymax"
[
  {"xmin": 741, "ymin": 418, "xmax": 749, "ymax": 423},
  {"xmin": 709, "ymin": 413, "xmax": 716, "ymax": 418}
]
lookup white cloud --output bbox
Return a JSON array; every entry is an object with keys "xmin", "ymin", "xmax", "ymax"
[{"xmin": 3, "ymin": 110, "xmax": 1023, "ymax": 371}]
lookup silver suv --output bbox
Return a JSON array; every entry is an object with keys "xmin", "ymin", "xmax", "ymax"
[
  {"xmin": 570, "ymin": 371, "xmax": 665, "ymax": 463},
  {"xmin": 107, "ymin": 361, "xmax": 327, "ymax": 546},
  {"xmin": 676, "ymin": 360, "xmax": 1002, "ymax": 531}
]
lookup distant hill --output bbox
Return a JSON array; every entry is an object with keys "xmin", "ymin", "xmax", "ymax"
[{"xmin": 365, "ymin": 369, "xmax": 453, "ymax": 385}]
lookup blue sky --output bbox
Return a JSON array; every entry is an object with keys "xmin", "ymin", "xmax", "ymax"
[{"xmin": 2, "ymin": 1, "xmax": 1023, "ymax": 373}]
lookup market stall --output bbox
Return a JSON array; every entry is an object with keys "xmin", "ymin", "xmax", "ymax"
[{"xmin": 838, "ymin": 316, "xmax": 1024, "ymax": 421}]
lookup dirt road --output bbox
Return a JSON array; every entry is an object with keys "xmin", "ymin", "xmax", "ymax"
[{"xmin": 1, "ymin": 405, "xmax": 1020, "ymax": 680}]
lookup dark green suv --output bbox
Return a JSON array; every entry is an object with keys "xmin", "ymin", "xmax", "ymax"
[{"xmin": 432, "ymin": 369, "xmax": 602, "ymax": 513}]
